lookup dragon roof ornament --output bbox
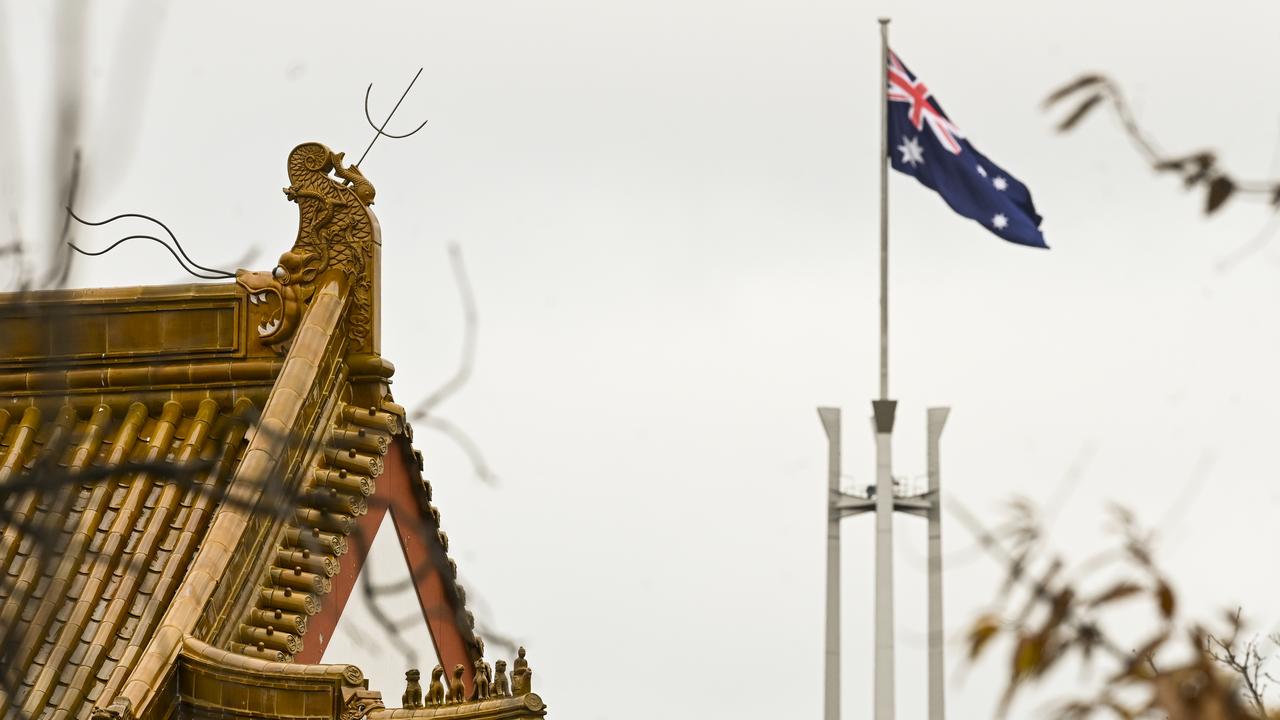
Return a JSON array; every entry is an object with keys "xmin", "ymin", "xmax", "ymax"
[{"xmin": 238, "ymin": 142, "xmax": 381, "ymax": 356}]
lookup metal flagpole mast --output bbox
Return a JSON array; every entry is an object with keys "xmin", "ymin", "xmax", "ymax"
[
  {"xmin": 879, "ymin": 16, "xmax": 890, "ymax": 402},
  {"xmin": 873, "ymin": 16, "xmax": 897, "ymax": 720}
]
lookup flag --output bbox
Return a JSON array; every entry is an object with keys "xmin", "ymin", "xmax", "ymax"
[{"xmin": 886, "ymin": 50, "xmax": 1047, "ymax": 249}]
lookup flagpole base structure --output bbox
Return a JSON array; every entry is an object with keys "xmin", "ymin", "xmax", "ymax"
[
  {"xmin": 872, "ymin": 399, "xmax": 897, "ymax": 720},
  {"xmin": 819, "ymin": 402, "xmax": 951, "ymax": 720},
  {"xmin": 926, "ymin": 407, "xmax": 950, "ymax": 720},
  {"xmin": 820, "ymin": 407, "xmax": 842, "ymax": 720}
]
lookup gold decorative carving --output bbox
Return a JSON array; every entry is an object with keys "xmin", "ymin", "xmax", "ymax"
[
  {"xmin": 512, "ymin": 647, "xmax": 532, "ymax": 696},
  {"xmin": 401, "ymin": 669, "xmax": 424, "ymax": 709},
  {"xmin": 89, "ymin": 698, "xmax": 132, "ymax": 720},
  {"xmin": 340, "ymin": 687, "xmax": 385, "ymax": 720},
  {"xmin": 491, "ymin": 659, "xmax": 511, "ymax": 698},
  {"xmin": 447, "ymin": 664, "xmax": 466, "ymax": 704},
  {"xmin": 469, "ymin": 659, "xmax": 491, "ymax": 701},
  {"xmin": 237, "ymin": 142, "xmax": 378, "ymax": 354},
  {"xmin": 426, "ymin": 665, "xmax": 446, "ymax": 706}
]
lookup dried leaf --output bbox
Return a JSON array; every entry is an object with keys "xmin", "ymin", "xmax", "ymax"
[
  {"xmin": 1014, "ymin": 633, "xmax": 1045, "ymax": 678},
  {"xmin": 969, "ymin": 614, "xmax": 1002, "ymax": 660},
  {"xmin": 1205, "ymin": 176, "xmax": 1235, "ymax": 214},
  {"xmin": 1048, "ymin": 588, "xmax": 1075, "ymax": 625},
  {"xmin": 1043, "ymin": 74, "xmax": 1106, "ymax": 108},
  {"xmin": 1088, "ymin": 582, "xmax": 1144, "ymax": 608},
  {"xmin": 1056, "ymin": 94, "xmax": 1104, "ymax": 132},
  {"xmin": 1157, "ymin": 581, "xmax": 1176, "ymax": 619}
]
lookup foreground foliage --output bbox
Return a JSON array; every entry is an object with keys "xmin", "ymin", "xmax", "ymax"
[{"xmin": 966, "ymin": 502, "xmax": 1278, "ymax": 719}]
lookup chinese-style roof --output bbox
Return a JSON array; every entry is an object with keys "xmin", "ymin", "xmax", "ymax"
[{"xmin": 0, "ymin": 143, "xmax": 545, "ymax": 720}]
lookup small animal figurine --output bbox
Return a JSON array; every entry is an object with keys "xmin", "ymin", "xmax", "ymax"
[
  {"xmin": 448, "ymin": 664, "xmax": 467, "ymax": 704},
  {"xmin": 401, "ymin": 668, "xmax": 423, "ymax": 708},
  {"xmin": 425, "ymin": 665, "xmax": 446, "ymax": 706},
  {"xmin": 471, "ymin": 659, "xmax": 491, "ymax": 700},
  {"xmin": 491, "ymin": 659, "xmax": 511, "ymax": 698}
]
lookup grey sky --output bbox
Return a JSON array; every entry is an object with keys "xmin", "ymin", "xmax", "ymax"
[{"xmin": 7, "ymin": 0, "xmax": 1280, "ymax": 717}]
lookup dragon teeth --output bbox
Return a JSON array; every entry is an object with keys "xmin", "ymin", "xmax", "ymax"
[{"xmin": 257, "ymin": 318, "xmax": 280, "ymax": 337}]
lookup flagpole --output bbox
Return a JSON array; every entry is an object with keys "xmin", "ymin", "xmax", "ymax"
[
  {"xmin": 873, "ymin": 16, "xmax": 897, "ymax": 720},
  {"xmin": 878, "ymin": 17, "xmax": 890, "ymax": 401}
]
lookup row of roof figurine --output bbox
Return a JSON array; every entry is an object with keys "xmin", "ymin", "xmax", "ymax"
[{"xmin": 401, "ymin": 647, "xmax": 533, "ymax": 707}]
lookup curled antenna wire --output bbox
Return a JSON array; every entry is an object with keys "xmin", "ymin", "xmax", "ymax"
[
  {"xmin": 65, "ymin": 207, "xmax": 236, "ymax": 279},
  {"xmin": 356, "ymin": 67, "xmax": 429, "ymax": 168},
  {"xmin": 69, "ymin": 235, "xmax": 232, "ymax": 280}
]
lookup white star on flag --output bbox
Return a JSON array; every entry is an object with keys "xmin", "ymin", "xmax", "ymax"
[
  {"xmin": 992, "ymin": 176, "xmax": 1008, "ymax": 191},
  {"xmin": 898, "ymin": 135, "xmax": 924, "ymax": 167},
  {"xmin": 976, "ymin": 164, "xmax": 987, "ymax": 177},
  {"xmin": 992, "ymin": 213, "xmax": 1008, "ymax": 230}
]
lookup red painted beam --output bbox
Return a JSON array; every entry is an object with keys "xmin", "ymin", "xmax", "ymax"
[
  {"xmin": 294, "ymin": 497, "xmax": 385, "ymax": 664},
  {"xmin": 296, "ymin": 442, "xmax": 475, "ymax": 693}
]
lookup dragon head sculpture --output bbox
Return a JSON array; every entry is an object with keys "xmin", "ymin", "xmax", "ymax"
[
  {"xmin": 237, "ymin": 246, "xmax": 325, "ymax": 345},
  {"xmin": 237, "ymin": 142, "xmax": 378, "ymax": 354}
]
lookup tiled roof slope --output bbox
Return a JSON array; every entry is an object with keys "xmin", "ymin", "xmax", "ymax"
[
  {"xmin": 0, "ymin": 279, "xmax": 284, "ymax": 720},
  {"xmin": 0, "ymin": 142, "xmax": 542, "ymax": 720},
  {"xmin": 0, "ymin": 398, "xmax": 255, "ymax": 718}
]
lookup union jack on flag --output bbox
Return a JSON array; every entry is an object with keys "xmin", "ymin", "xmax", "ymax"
[{"xmin": 886, "ymin": 49, "xmax": 1047, "ymax": 248}]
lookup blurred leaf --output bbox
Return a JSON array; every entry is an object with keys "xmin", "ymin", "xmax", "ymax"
[
  {"xmin": 1043, "ymin": 74, "xmax": 1106, "ymax": 108},
  {"xmin": 1206, "ymin": 177, "xmax": 1236, "ymax": 214},
  {"xmin": 969, "ymin": 614, "xmax": 1002, "ymax": 660},
  {"xmin": 1089, "ymin": 582, "xmax": 1144, "ymax": 607},
  {"xmin": 1157, "ymin": 581, "xmax": 1177, "ymax": 619},
  {"xmin": 1050, "ymin": 589, "xmax": 1073, "ymax": 621},
  {"xmin": 1056, "ymin": 94, "xmax": 1104, "ymax": 132},
  {"xmin": 1014, "ymin": 633, "xmax": 1045, "ymax": 678}
]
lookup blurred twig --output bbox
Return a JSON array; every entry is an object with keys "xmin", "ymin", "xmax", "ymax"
[
  {"xmin": 1046, "ymin": 75, "xmax": 1280, "ymax": 217},
  {"xmin": 410, "ymin": 244, "xmax": 497, "ymax": 485}
]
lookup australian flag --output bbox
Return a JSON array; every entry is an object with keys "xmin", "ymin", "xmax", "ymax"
[{"xmin": 887, "ymin": 50, "xmax": 1047, "ymax": 248}]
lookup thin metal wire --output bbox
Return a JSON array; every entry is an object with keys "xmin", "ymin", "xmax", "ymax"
[
  {"xmin": 68, "ymin": 235, "xmax": 232, "ymax": 280},
  {"xmin": 356, "ymin": 67, "xmax": 429, "ymax": 168},
  {"xmin": 65, "ymin": 207, "xmax": 235, "ymax": 277}
]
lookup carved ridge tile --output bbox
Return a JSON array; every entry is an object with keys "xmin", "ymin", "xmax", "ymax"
[{"xmin": 237, "ymin": 143, "xmax": 380, "ymax": 358}]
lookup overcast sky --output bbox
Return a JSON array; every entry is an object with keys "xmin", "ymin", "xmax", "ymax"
[{"xmin": 7, "ymin": 1, "xmax": 1280, "ymax": 717}]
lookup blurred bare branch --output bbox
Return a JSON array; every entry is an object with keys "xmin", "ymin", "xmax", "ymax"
[
  {"xmin": 413, "ymin": 244, "xmax": 477, "ymax": 416},
  {"xmin": 41, "ymin": 0, "xmax": 88, "ymax": 288},
  {"xmin": 1206, "ymin": 612, "xmax": 1273, "ymax": 718},
  {"xmin": 410, "ymin": 244, "xmax": 497, "ymax": 485},
  {"xmin": 1046, "ymin": 74, "xmax": 1280, "ymax": 218}
]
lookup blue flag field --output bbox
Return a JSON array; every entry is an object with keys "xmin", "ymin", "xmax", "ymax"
[{"xmin": 887, "ymin": 50, "xmax": 1047, "ymax": 249}]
